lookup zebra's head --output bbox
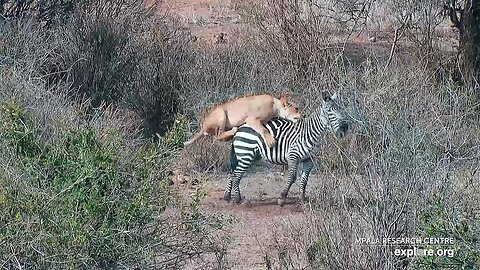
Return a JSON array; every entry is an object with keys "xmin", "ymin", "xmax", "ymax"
[{"xmin": 320, "ymin": 92, "xmax": 349, "ymax": 138}]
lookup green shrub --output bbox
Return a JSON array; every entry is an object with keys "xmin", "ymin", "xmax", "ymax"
[
  {"xmin": 160, "ymin": 114, "xmax": 188, "ymax": 151},
  {"xmin": 0, "ymin": 101, "xmax": 175, "ymax": 268},
  {"xmin": 413, "ymin": 200, "xmax": 480, "ymax": 270},
  {"xmin": 1, "ymin": 8, "xmax": 230, "ymax": 267}
]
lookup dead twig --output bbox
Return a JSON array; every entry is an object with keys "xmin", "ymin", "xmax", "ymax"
[{"xmin": 384, "ymin": 14, "xmax": 410, "ymax": 71}]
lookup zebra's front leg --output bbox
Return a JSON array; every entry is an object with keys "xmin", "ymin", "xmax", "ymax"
[
  {"xmin": 299, "ymin": 158, "xmax": 314, "ymax": 203},
  {"xmin": 278, "ymin": 158, "xmax": 299, "ymax": 206}
]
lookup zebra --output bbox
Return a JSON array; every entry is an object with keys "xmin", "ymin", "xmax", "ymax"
[{"xmin": 224, "ymin": 92, "xmax": 349, "ymax": 205}]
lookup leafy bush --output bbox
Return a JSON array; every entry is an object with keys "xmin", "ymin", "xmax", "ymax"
[
  {"xmin": 413, "ymin": 199, "xmax": 480, "ymax": 269},
  {"xmin": 0, "ymin": 101, "xmax": 174, "ymax": 268},
  {"xmin": 160, "ymin": 114, "xmax": 188, "ymax": 151},
  {"xmin": 1, "ymin": 2, "xmax": 234, "ymax": 266},
  {"xmin": 0, "ymin": 94, "xmax": 229, "ymax": 268}
]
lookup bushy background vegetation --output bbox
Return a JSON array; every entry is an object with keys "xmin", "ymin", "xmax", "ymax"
[{"xmin": 1, "ymin": 0, "xmax": 479, "ymax": 269}]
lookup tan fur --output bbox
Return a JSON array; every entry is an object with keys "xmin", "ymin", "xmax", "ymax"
[{"xmin": 184, "ymin": 94, "xmax": 301, "ymax": 147}]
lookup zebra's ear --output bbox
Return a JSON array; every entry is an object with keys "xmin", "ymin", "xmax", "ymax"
[
  {"xmin": 322, "ymin": 91, "xmax": 331, "ymax": 102},
  {"xmin": 331, "ymin": 92, "xmax": 338, "ymax": 100}
]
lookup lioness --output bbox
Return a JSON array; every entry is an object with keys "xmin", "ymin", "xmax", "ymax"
[{"xmin": 184, "ymin": 94, "xmax": 301, "ymax": 147}]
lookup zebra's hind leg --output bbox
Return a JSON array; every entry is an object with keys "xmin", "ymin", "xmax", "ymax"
[
  {"xmin": 223, "ymin": 176, "xmax": 233, "ymax": 202},
  {"xmin": 225, "ymin": 160, "xmax": 250, "ymax": 204},
  {"xmin": 225, "ymin": 144, "xmax": 238, "ymax": 202},
  {"xmin": 299, "ymin": 158, "xmax": 314, "ymax": 203},
  {"xmin": 227, "ymin": 147, "xmax": 261, "ymax": 204},
  {"xmin": 278, "ymin": 158, "xmax": 299, "ymax": 206},
  {"xmin": 231, "ymin": 173, "xmax": 244, "ymax": 204},
  {"xmin": 224, "ymin": 172, "xmax": 245, "ymax": 203}
]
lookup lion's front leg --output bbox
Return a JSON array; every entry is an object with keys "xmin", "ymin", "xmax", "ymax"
[{"xmin": 245, "ymin": 117, "xmax": 276, "ymax": 147}]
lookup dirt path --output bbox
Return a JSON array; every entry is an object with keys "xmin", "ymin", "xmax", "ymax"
[{"xmin": 173, "ymin": 165, "xmax": 320, "ymax": 269}]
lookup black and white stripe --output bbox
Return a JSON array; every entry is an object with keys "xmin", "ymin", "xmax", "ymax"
[{"xmin": 224, "ymin": 93, "xmax": 349, "ymax": 204}]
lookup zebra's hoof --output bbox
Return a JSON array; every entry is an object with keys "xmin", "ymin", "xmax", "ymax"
[
  {"xmin": 277, "ymin": 198, "xmax": 286, "ymax": 207},
  {"xmin": 223, "ymin": 194, "xmax": 232, "ymax": 202}
]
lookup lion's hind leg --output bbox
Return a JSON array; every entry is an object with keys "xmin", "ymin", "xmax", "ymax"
[
  {"xmin": 217, "ymin": 127, "xmax": 238, "ymax": 141},
  {"xmin": 208, "ymin": 108, "xmax": 233, "ymax": 142}
]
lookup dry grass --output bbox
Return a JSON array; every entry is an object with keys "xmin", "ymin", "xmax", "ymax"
[{"xmin": 176, "ymin": 137, "xmax": 231, "ymax": 174}]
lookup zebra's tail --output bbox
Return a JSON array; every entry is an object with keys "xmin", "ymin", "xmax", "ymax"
[{"xmin": 229, "ymin": 144, "xmax": 238, "ymax": 173}]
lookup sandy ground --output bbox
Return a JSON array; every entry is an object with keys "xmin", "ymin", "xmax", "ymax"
[{"xmin": 173, "ymin": 163, "xmax": 318, "ymax": 269}]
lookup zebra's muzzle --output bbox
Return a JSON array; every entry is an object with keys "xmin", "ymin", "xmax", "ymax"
[{"xmin": 336, "ymin": 122, "xmax": 349, "ymax": 138}]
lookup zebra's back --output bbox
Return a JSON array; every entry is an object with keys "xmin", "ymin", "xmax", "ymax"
[{"xmin": 232, "ymin": 118, "xmax": 298, "ymax": 165}]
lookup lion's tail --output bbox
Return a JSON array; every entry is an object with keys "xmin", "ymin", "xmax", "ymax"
[{"xmin": 183, "ymin": 130, "xmax": 204, "ymax": 147}]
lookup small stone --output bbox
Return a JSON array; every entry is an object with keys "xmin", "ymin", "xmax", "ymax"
[
  {"xmin": 179, "ymin": 177, "xmax": 188, "ymax": 184},
  {"xmin": 241, "ymin": 199, "xmax": 252, "ymax": 207},
  {"xmin": 191, "ymin": 178, "xmax": 199, "ymax": 186}
]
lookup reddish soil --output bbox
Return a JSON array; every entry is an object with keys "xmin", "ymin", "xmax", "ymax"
[
  {"xmin": 173, "ymin": 168, "xmax": 314, "ymax": 269},
  {"xmin": 203, "ymin": 184, "xmax": 305, "ymax": 268}
]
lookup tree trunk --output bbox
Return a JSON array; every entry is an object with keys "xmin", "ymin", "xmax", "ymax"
[
  {"xmin": 461, "ymin": 0, "xmax": 480, "ymax": 77},
  {"xmin": 448, "ymin": 0, "xmax": 480, "ymax": 86},
  {"xmin": 0, "ymin": 0, "xmax": 5, "ymax": 17}
]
